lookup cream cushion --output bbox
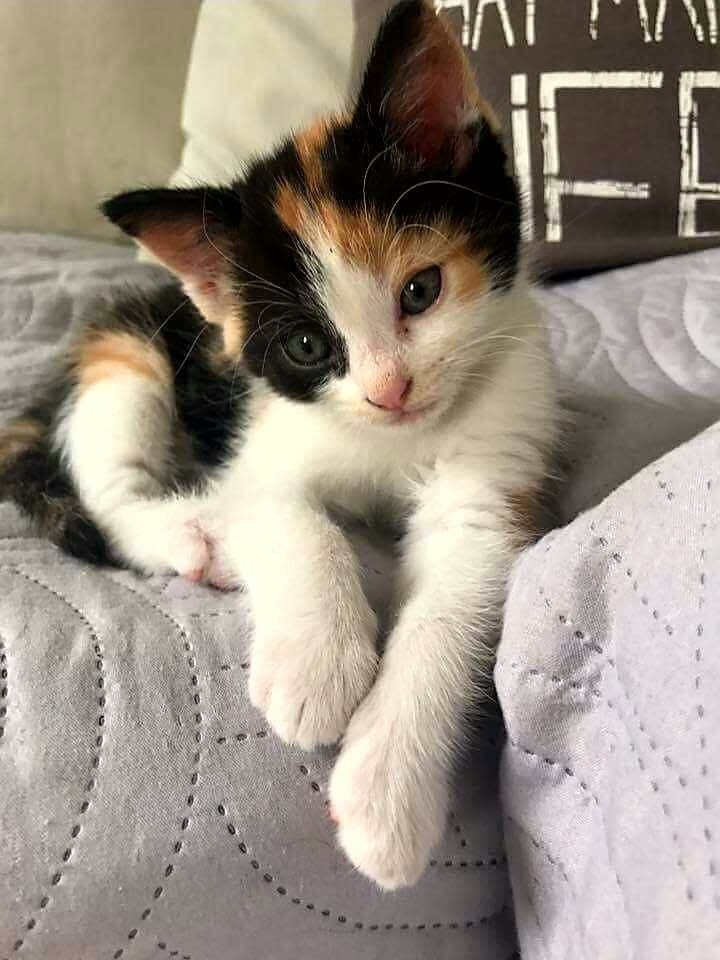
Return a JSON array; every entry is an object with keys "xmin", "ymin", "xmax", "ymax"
[
  {"xmin": 173, "ymin": 0, "xmax": 353, "ymax": 186},
  {"xmin": 0, "ymin": 0, "xmax": 200, "ymax": 240}
]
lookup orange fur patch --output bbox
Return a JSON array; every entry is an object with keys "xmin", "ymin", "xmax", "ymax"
[
  {"xmin": 320, "ymin": 203, "xmax": 489, "ymax": 300},
  {"xmin": 275, "ymin": 183, "xmax": 308, "ymax": 236},
  {"xmin": 0, "ymin": 417, "xmax": 43, "ymax": 465},
  {"xmin": 316, "ymin": 201, "xmax": 387, "ymax": 273},
  {"xmin": 449, "ymin": 250, "xmax": 490, "ymax": 304},
  {"xmin": 274, "ymin": 182, "xmax": 490, "ymax": 303},
  {"xmin": 75, "ymin": 331, "xmax": 171, "ymax": 391},
  {"xmin": 274, "ymin": 103, "xmax": 491, "ymax": 306},
  {"xmin": 294, "ymin": 117, "xmax": 332, "ymax": 194}
]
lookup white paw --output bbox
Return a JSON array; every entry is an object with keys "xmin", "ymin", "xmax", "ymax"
[
  {"xmin": 112, "ymin": 496, "xmax": 240, "ymax": 585},
  {"xmin": 248, "ymin": 601, "xmax": 378, "ymax": 750},
  {"xmin": 329, "ymin": 703, "xmax": 448, "ymax": 890},
  {"xmin": 139, "ymin": 498, "xmax": 237, "ymax": 589},
  {"xmin": 171, "ymin": 519, "xmax": 215, "ymax": 581},
  {"xmin": 173, "ymin": 519, "xmax": 237, "ymax": 590}
]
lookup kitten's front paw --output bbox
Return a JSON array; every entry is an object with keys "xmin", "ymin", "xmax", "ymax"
[
  {"xmin": 249, "ymin": 602, "xmax": 378, "ymax": 750},
  {"xmin": 147, "ymin": 500, "xmax": 237, "ymax": 589},
  {"xmin": 175, "ymin": 519, "xmax": 237, "ymax": 590},
  {"xmin": 329, "ymin": 706, "xmax": 448, "ymax": 890}
]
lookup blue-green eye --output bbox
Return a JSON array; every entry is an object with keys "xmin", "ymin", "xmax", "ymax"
[
  {"xmin": 400, "ymin": 266, "xmax": 442, "ymax": 316},
  {"xmin": 283, "ymin": 326, "xmax": 331, "ymax": 366}
]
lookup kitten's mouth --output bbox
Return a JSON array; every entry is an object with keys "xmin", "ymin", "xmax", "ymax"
[{"xmin": 385, "ymin": 401, "xmax": 435, "ymax": 425}]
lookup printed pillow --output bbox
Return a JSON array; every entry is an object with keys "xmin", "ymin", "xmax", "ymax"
[
  {"xmin": 436, "ymin": 0, "xmax": 720, "ymax": 274},
  {"xmin": 176, "ymin": 0, "xmax": 720, "ymax": 276}
]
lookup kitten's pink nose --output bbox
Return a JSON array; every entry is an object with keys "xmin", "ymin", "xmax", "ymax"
[{"xmin": 366, "ymin": 376, "xmax": 412, "ymax": 411}]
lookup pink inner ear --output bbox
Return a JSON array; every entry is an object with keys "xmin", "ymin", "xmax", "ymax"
[
  {"xmin": 388, "ymin": 16, "xmax": 471, "ymax": 166},
  {"xmin": 139, "ymin": 222, "xmax": 228, "ymax": 288},
  {"xmin": 398, "ymin": 69, "xmax": 466, "ymax": 162}
]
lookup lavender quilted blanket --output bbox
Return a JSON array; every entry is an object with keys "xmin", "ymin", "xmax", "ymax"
[{"xmin": 1, "ymin": 233, "xmax": 720, "ymax": 959}]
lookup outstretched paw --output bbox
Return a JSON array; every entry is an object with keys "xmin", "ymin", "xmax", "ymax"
[{"xmin": 329, "ymin": 701, "xmax": 448, "ymax": 890}]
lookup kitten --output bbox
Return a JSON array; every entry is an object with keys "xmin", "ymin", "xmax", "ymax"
[{"xmin": 0, "ymin": 0, "xmax": 558, "ymax": 888}]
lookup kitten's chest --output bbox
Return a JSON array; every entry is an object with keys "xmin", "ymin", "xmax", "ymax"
[{"xmin": 238, "ymin": 398, "xmax": 434, "ymax": 514}]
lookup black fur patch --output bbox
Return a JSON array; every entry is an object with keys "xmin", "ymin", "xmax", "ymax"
[
  {"xmin": 0, "ymin": 425, "xmax": 110, "ymax": 565},
  {"xmin": 229, "ymin": 149, "xmax": 349, "ymax": 401},
  {"xmin": 82, "ymin": 283, "xmax": 244, "ymax": 467}
]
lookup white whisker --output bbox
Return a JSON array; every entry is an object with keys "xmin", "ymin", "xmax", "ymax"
[
  {"xmin": 148, "ymin": 296, "xmax": 191, "ymax": 342},
  {"xmin": 362, "ymin": 143, "xmax": 396, "ymax": 223},
  {"xmin": 175, "ymin": 324, "xmax": 208, "ymax": 376},
  {"xmin": 382, "ymin": 179, "xmax": 516, "ymax": 246}
]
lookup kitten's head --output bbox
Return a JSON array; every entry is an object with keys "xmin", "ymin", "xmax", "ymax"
[{"xmin": 103, "ymin": 0, "xmax": 519, "ymax": 429}]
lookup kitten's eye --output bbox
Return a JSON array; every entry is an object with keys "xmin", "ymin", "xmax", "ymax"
[
  {"xmin": 400, "ymin": 266, "xmax": 442, "ymax": 316},
  {"xmin": 283, "ymin": 326, "xmax": 331, "ymax": 366}
]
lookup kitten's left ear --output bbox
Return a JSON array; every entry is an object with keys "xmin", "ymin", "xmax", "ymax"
[
  {"xmin": 101, "ymin": 186, "xmax": 243, "ymax": 325},
  {"xmin": 354, "ymin": 0, "xmax": 496, "ymax": 170}
]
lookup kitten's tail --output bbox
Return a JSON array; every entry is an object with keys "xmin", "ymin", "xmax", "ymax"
[{"xmin": 0, "ymin": 414, "xmax": 110, "ymax": 563}]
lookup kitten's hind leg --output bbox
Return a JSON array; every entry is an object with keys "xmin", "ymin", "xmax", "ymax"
[{"xmin": 59, "ymin": 328, "xmax": 232, "ymax": 583}]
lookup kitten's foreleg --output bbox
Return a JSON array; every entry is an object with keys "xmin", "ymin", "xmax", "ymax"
[
  {"xmin": 224, "ymin": 495, "xmax": 379, "ymax": 749},
  {"xmin": 59, "ymin": 357, "xmax": 224, "ymax": 581},
  {"xmin": 329, "ymin": 468, "xmax": 525, "ymax": 889}
]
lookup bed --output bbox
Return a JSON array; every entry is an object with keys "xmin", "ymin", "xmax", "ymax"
[{"xmin": 1, "ymin": 232, "xmax": 718, "ymax": 959}]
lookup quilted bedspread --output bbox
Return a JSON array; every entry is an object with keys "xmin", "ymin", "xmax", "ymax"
[{"xmin": 1, "ymin": 233, "xmax": 719, "ymax": 960}]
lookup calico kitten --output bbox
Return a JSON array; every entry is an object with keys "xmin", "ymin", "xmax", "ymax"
[{"xmin": 0, "ymin": 0, "xmax": 558, "ymax": 888}]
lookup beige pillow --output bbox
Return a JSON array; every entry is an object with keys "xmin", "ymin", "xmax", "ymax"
[
  {"xmin": 173, "ymin": 0, "xmax": 353, "ymax": 186},
  {"xmin": 0, "ymin": 0, "xmax": 200, "ymax": 241}
]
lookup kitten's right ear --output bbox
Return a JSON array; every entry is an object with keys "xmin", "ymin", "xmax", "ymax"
[
  {"xmin": 101, "ymin": 186, "xmax": 243, "ymax": 324},
  {"xmin": 353, "ymin": 0, "xmax": 496, "ymax": 171}
]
